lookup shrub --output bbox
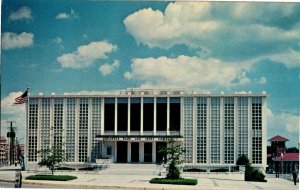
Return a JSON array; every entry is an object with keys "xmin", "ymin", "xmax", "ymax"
[
  {"xmin": 26, "ymin": 175, "xmax": 77, "ymax": 181},
  {"xmin": 236, "ymin": 154, "xmax": 250, "ymax": 165},
  {"xmin": 150, "ymin": 178, "xmax": 197, "ymax": 185},
  {"xmin": 245, "ymin": 164, "xmax": 267, "ymax": 182},
  {"xmin": 167, "ymin": 162, "xmax": 180, "ymax": 179}
]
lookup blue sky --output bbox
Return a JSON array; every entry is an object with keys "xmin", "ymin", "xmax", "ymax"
[{"xmin": 1, "ymin": 1, "xmax": 299, "ymax": 147}]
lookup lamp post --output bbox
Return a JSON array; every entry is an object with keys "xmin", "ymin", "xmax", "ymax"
[
  {"xmin": 280, "ymin": 152, "xmax": 283, "ymax": 178},
  {"xmin": 7, "ymin": 121, "xmax": 16, "ymax": 165}
]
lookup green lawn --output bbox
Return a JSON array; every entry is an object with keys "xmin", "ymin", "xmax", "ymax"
[
  {"xmin": 150, "ymin": 178, "xmax": 198, "ymax": 185},
  {"xmin": 25, "ymin": 175, "xmax": 77, "ymax": 181}
]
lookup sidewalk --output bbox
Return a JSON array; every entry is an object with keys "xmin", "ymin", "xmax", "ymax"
[{"xmin": 0, "ymin": 165, "xmax": 299, "ymax": 190}]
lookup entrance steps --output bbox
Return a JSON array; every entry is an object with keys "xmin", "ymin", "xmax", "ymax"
[{"xmin": 101, "ymin": 163, "xmax": 160, "ymax": 175}]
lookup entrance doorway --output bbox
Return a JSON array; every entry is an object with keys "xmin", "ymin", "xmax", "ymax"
[
  {"xmin": 117, "ymin": 142, "xmax": 127, "ymax": 163},
  {"xmin": 156, "ymin": 142, "xmax": 167, "ymax": 164},
  {"xmin": 144, "ymin": 142, "xmax": 152, "ymax": 162},
  {"xmin": 131, "ymin": 142, "xmax": 139, "ymax": 162}
]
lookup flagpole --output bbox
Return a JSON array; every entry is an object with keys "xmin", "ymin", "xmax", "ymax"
[{"xmin": 25, "ymin": 85, "xmax": 30, "ymax": 170}]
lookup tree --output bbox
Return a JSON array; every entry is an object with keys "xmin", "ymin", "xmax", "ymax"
[
  {"xmin": 286, "ymin": 147, "xmax": 299, "ymax": 153},
  {"xmin": 159, "ymin": 138, "xmax": 186, "ymax": 179},
  {"xmin": 236, "ymin": 154, "xmax": 249, "ymax": 165},
  {"xmin": 237, "ymin": 155, "xmax": 266, "ymax": 182},
  {"xmin": 38, "ymin": 147, "xmax": 67, "ymax": 175}
]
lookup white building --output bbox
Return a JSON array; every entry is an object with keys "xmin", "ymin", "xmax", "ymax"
[{"xmin": 26, "ymin": 89, "xmax": 267, "ymax": 171}]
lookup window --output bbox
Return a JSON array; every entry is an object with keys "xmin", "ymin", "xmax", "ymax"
[
  {"xmin": 210, "ymin": 97, "xmax": 220, "ymax": 164},
  {"xmin": 183, "ymin": 97, "xmax": 193, "ymax": 163},
  {"xmin": 197, "ymin": 97, "xmax": 207, "ymax": 163},
  {"xmin": 107, "ymin": 146, "xmax": 112, "ymax": 156}
]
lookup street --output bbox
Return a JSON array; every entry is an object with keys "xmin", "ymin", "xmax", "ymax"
[{"xmin": 0, "ymin": 181, "xmax": 113, "ymax": 189}]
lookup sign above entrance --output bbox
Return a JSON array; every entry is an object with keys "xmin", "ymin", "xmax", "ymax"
[{"xmin": 97, "ymin": 136, "xmax": 183, "ymax": 142}]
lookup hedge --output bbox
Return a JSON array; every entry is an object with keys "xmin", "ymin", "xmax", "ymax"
[
  {"xmin": 150, "ymin": 178, "xmax": 197, "ymax": 185},
  {"xmin": 26, "ymin": 175, "xmax": 77, "ymax": 181}
]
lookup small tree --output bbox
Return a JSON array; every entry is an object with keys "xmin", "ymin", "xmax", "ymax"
[
  {"xmin": 159, "ymin": 138, "xmax": 186, "ymax": 179},
  {"xmin": 38, "ymin": 147, "xmax": 67, "ymax": 175},
  {"xmin": 237, "ymin": 155, "xmax": 266, "ymax": 182},
  {"xmin": 286, "ymin": 147, "xmax": 299, "ymax": 153},
  {"xmin": 236, "ymin": 154, "xmax": 249, "ymax": 165}
]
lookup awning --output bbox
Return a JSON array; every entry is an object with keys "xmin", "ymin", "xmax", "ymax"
[{"xmin": 95, "ymin": 135, "xmax": 183, "ymax": 142}]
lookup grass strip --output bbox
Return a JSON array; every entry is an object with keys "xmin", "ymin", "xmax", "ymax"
[
  {"xmin": 150, "ymin": 178, "xmax": 197, "ymax": 185},
  {"xmin": 26, "ymin": 175, "xmax": 77, "ymax": 181}
]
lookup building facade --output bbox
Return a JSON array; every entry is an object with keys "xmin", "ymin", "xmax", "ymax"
[{"xmin": 26, "ymin": 89, "xmax": 267, "ymax": 170}]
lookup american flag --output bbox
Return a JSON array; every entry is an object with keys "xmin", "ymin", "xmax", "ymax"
[{"xmin": 12, "ymin": 89, "xmax": 28, "ymax": 105}]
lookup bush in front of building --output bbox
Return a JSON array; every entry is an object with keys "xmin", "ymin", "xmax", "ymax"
[
  {"xmin": 150, "ymin": 178, "xmax": 197, "ymax": 185},
  {"xmin": 236, "ymin": 154, "xmax": 250, "ymax": 166},
  {"xmin": 37, "ymin": 147, "xmax": 67, "ymax": 175},
  {"xmin": 245, "ymin": 164, "xmax": 267, "ymax": 182},
  {"xmin": 26, "ymin": 175, "xmax": 77, "ymax": 181},
  {"xmin": 237, "ymin": 155, "xmax": 267, "ymax": 182},
  {"xmin": 158, "ymin": 138, "xmax": 186, "ymax": 179}
]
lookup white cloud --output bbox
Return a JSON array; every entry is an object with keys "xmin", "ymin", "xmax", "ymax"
[
  {"xmin": 124, "ymin": 2, "xmax": 300, "ymax": 60},
  {"xmin": 52, "ymin": 37, "xmax": 62, "ymax": 44},
  {"xmin": 266, "ymin": 107, "xmax": 300, "ymax": 147},
  {"xmin": 1, "ymin": 92, "xmax": 27, "ymax": 142},
  {"xmin": 55, "ymin": 9, "xmax": 78, "ymax": 20},
  {"xmin": 9, "ymin": 6, "xmax": 32, "ymax": 21},
  {"xmin": 99, "ymin": 60, "xmax": 120, "ymax": 76},
  {"xmin": 57, "ymin": 41, "xmax": 118, "ymax": 69},
  {"xmin": 55, "ymin": 13, "xmax": 70, "ymax": 19},
  {"xmin": 124, "ymin": 55, "xmax": 252, "ymax": 89},
  {"xmin": 258, "ymin": 76, "xmax": 267, "ymax": 84},
  {"xmin": 265, "ymin": 49, "xmax": 300, "ymax": 68},
  {"xmin": 2, "ymin": 32, "xmax": 34, "ymax": 50}
]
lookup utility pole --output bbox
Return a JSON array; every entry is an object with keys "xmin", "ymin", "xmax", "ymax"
[{"xmin": 7, "ymin": 121, "xmax": 16, "ymax": 165}]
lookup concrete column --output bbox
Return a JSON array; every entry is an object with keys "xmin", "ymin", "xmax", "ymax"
[
  {"xmin": 152, "ymin": 142, "xmax": 156, "ymax": 164},
  {"xmin": 234, "ymin": 97, "xmax": 238, "ymax": 164},
  {"xmin": 127, "ymin": 142, "xmax": 131, "ymax": 163},
  {"xmin": 206, "ymin": 97, "xmax": 210, "ymax": 164},
  {"xmin": 62, "ymin": 98, "xmax": 67, "ymax": 155},
  {"xmin": 167, "ymin": 97, "xmax": 170, "ymax": 135},
  {"xmin": 220, "ymin": 97, "xmax": 224, "ymax": 164},
  {"xmin": 75, "ymin": 98, "xmax": 79, "ymax": 163},
  {"xmin": 101, "ymin": 98, "xmax": 104, "ymax": 135},
  {"xmin": 87, "ymin": 98, "xmax": 92, "ymax": 162},
  {"xmin": 139, "ymin": 142, "xmax": 144, "ymax": 163},
  {"xmin": 154, "ymin": 97, "xmax": 157, "ymax": 135},
  {"xmin": 114, "ymin": 98, "xmax": 117, "ymax": 135},
  {"xmin": 37, "ymin": 98, "xmax": 41, "ymax": 162},
  {"xmin": 128, "ymin": 97, "xmax": 131, "ymax": 135},
  {"xmin": 248, "ymin": 97, "xmax": 252, "ymax": 162},
  {"xmin": 141, "ymin": 97, "xmax": 144, "ymax": 135},
  {"xmin": 114, "ymin": 141, "xmax": 117, "ymax": 163},
  {"xmin": 193, "ymin": 97, "xmax": 197, "ymax": 164},
  {"xmin": 50, "ymin": 98, "xmax": 54, "ymax": 149},
  {"xmin": 262, "ymin": 96, "xmax": 267, "ymax": 168},
  {"xmin": 180, "ymin": 97, "xmax": 184, "ymax": 136}
]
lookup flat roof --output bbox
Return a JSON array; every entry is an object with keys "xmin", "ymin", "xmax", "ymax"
[{"xmin": 29, "ymin": 89, "xmax": 267, "ymax": 98}]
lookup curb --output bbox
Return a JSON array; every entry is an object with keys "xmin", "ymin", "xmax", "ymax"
[
  {"xmin": 22, "ymin": 180, "xmax": 208, "ymax": 190},
  {"xmin": 0, "ymin": 179, "xmax": 14, "ymax": 183}
]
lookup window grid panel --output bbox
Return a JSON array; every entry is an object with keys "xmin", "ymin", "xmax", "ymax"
[
  {"xmin": 210, "ymin": 97, "xmax": 220, "ymax": 164},
  {"xmin": 78, "ymin": 98, "xmax": 88, "ymax": 162},
  {"xmin": 183, "ymin": 97, "xmax": 193, "ymax": 163},
  {"xmin": 197, "ymin": 97, "xmax": 207, "ymax": 163},
  {"xmin": 53, "ymin": 98, "xmax": 63, "ymax": 150},
  {"xmin": 224, "ymin": 97, "xmax": 234, "ymax": 164},
  {"xmin": 91, "ymin": 98, "xmax": 101, "ymax": 162},
  {"xmin": 66, "ymin": 98, "xmax": 75, "ymax": 162},
  {"xmin": 252, "ymin": 97, "xmax": 262, "ymax": 164},
  {"xmin": 41, "ymin": 98, "xmax": 50, "ymax": 158},
  {"xmin": 237, "ymin": 97, "xmax": 248, "ymax": 158},
  {"xmin": 28, "ymin": 99, "xmax": 38, "ymax": 162}
]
